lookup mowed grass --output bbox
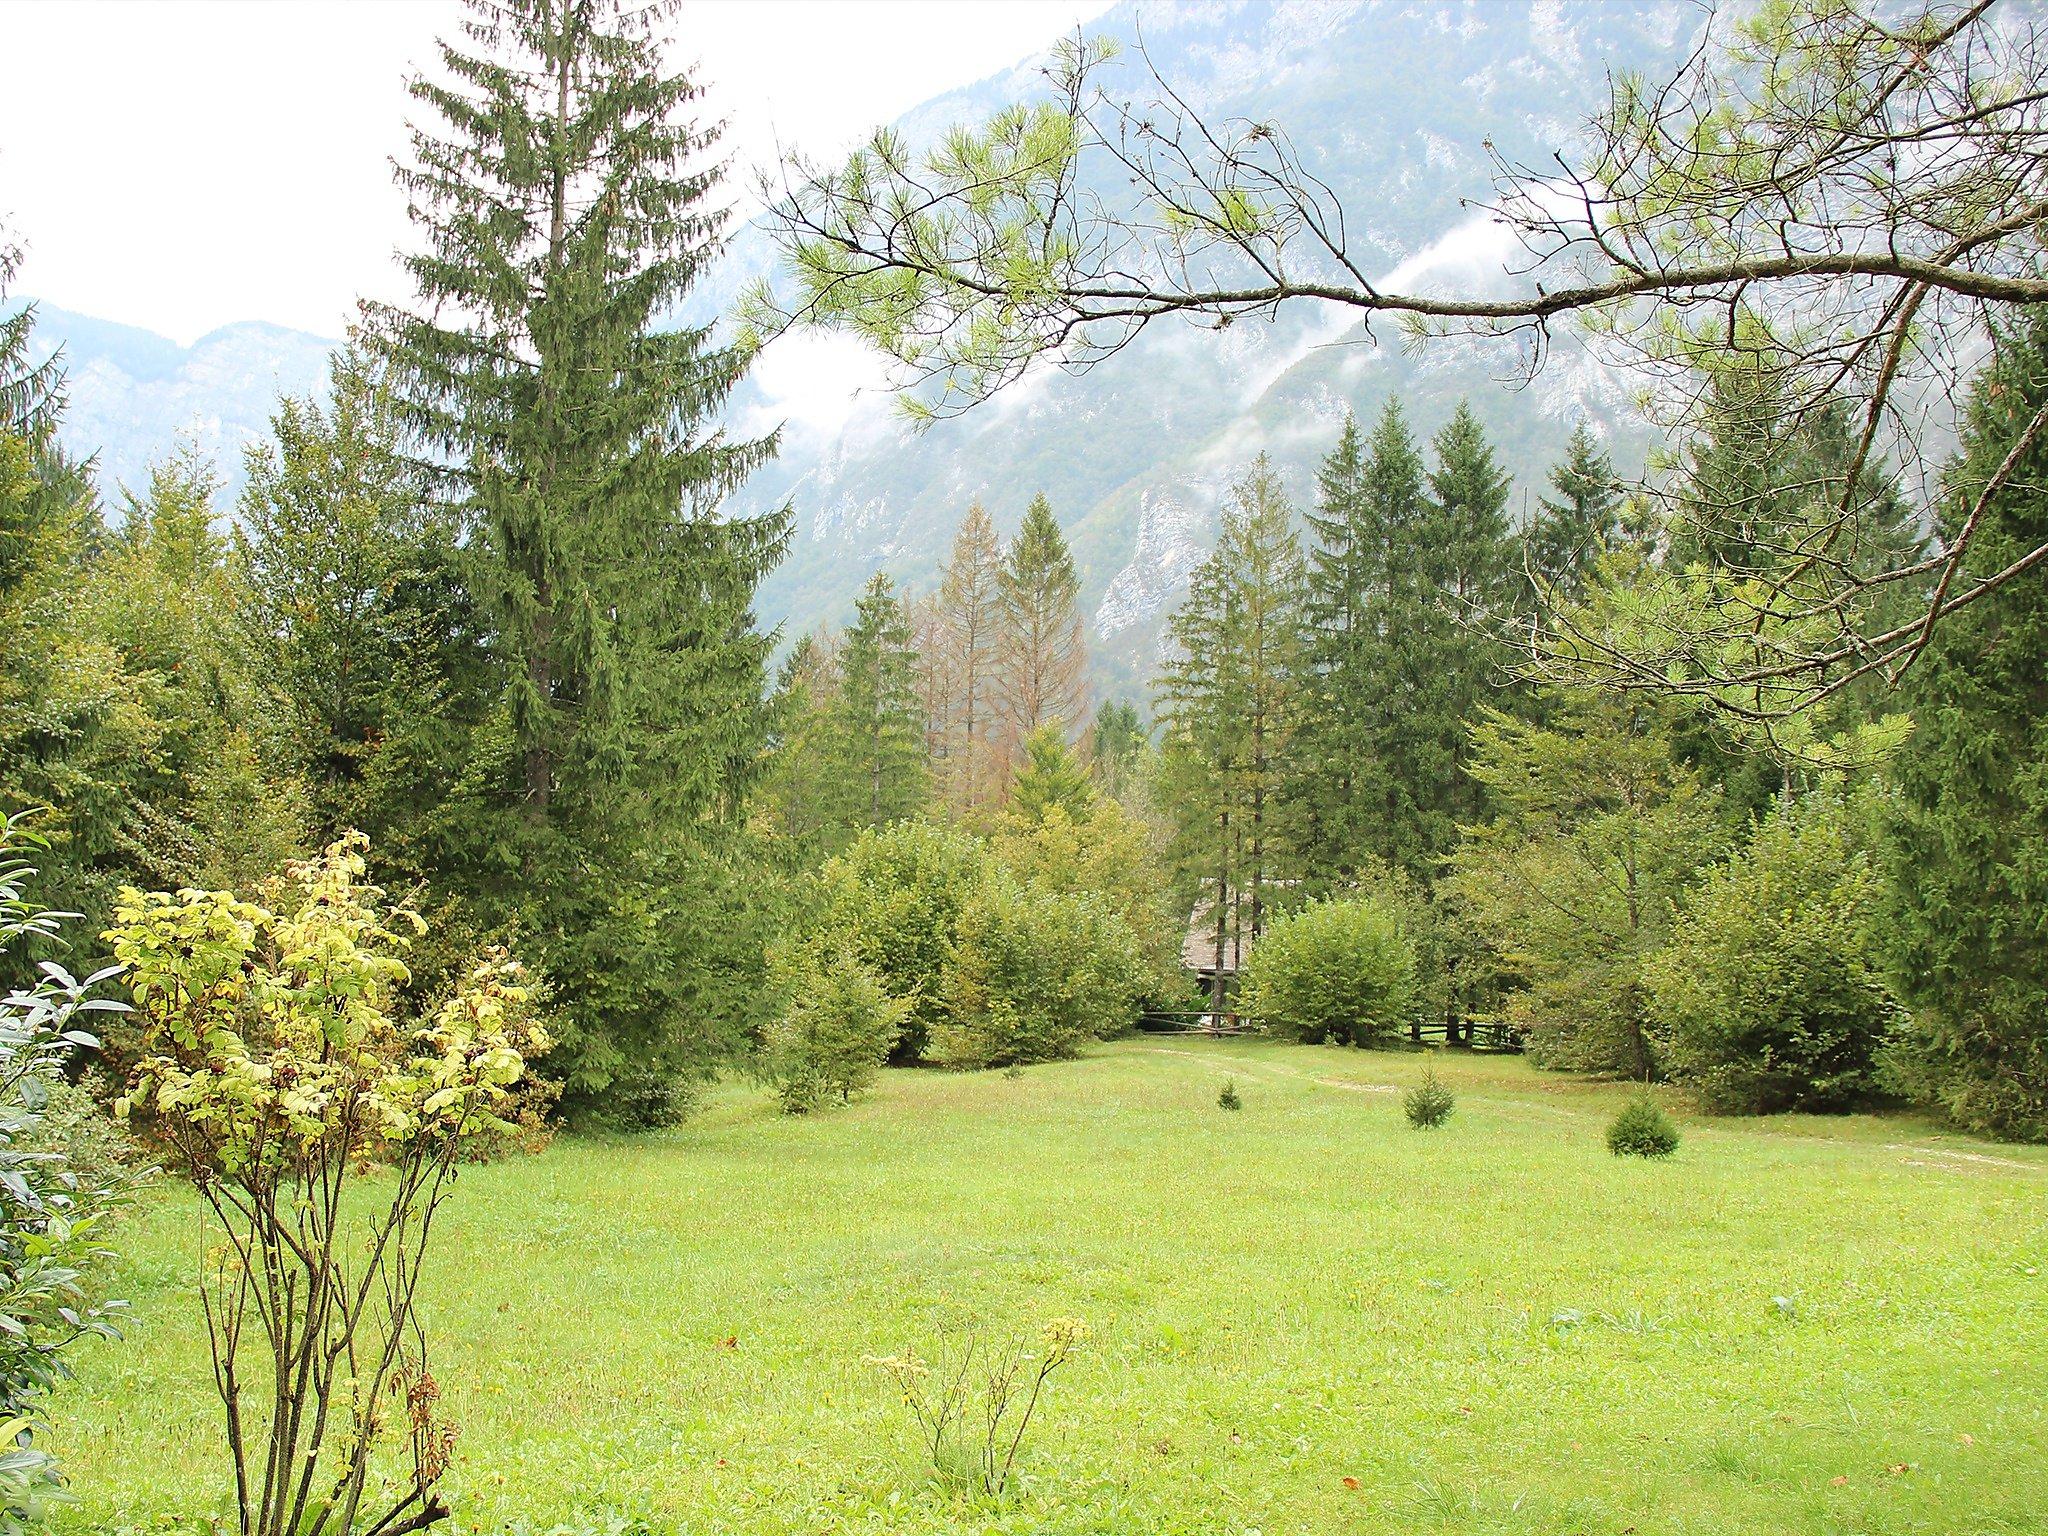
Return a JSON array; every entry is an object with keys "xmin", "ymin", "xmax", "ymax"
[{"xmin": 53, "ymin": 1038, "xmax": 2048, "ymax": 1535}]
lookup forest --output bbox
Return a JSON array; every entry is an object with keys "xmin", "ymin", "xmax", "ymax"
[{"xmin": 1, "ymin": 0, "xmax": 2045, "ymax": 1532}]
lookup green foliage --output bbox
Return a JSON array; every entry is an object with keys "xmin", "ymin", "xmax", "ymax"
[
  {"xmin": 1217, "ymin": 1079, "xmax": 1242, "ymax": 1111},
  {"xmin": 813, "ymin": 821, "xmax": 989, "ymax": 1063},
  {"xmin": 1287, "ymin": 401, "xmax": 1521, "ymax": 891},
  {"xmin": 825, "ymin": 574, "xmax": 929, "ymax": 836},
  {"xmin": 367, "ymin": 0, "xmax": 788, "ymax": 1122},
  {"xmin": 107, "ymin": 833, "xmax": 542, "ymax": 1536},
  {"xmin": 1606, "ymin": 1093, "xmax": 1680, "ymax": 1158},
  {"xmin": 1155, "ymin": 457, "xmax": 1305, "ymax": 1006},
  {"xmin": 1526, "ymin": 421, "xmax": 1625, "ymax": 603},
  {"xmin": 0, "ymin": 818, "xmax": 130, "ymax": 1531},
  {"xmin": 1238, "ymin": 896, "xmax": 1417, "ymax": 1047},
  {"xmin": 1886, "ymin": 311, "xmax": 2048, "ymax": 1141},
  {"xmin": 934, "ymin": 876, "xmax": 1143, "ymax": 1068},
  {"xmin": 1006, "ymin": 723, "xmax": 1094, "ymax": 828},
  {"xmin": 1448, "ymin": 676, "xmax": 1728, "ymax": 1077},
  {"xmin": 1403, "ymin": 1068, "xmax": 1454, "ymax": 1129},
  {"xmin": 1087, "ymin": 699, "xmax": 1147, "ymax": 803},
  {"xmin": 232, "ymin": 350, "xmax": 491, "ymax": 877},
  {"xmin": 991, "ymin": 800, "xmax": 1179, "ymax": 996},
  {"xmin": 763, "ymin": 948, "xmax": 908, "ymax": 1113},
  {"xmin": 1647, "ymin": 788, "xmax": 1903, "ymax": 1113}
]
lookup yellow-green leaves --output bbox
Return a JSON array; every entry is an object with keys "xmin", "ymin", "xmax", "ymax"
[{"xmin": 108, "ymin": 832, "xmax": 540, "ymax": 1173}]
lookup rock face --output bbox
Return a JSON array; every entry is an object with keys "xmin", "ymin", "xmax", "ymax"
[{"xmin": 26, "ymin": 0, "xmax": 1686, "ymax": 695}]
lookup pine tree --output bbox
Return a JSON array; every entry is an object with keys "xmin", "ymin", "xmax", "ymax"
[
  {"xmin": 826, "ymin": 574, "xmax": 928, "ymax": 834},
  {"xmin": 1888, "ymin": 310, "xmax": 2048, "ymax": 1141},
  {"xmin": 996, "ymin": 494, "xmax": 1088, "ymax": 763},
  {"xmin": 365, "ymin": 0, "xmax": 790, "ymax": 1120},
  {"xmin": 932, "ymin": 503, "xmax": 1006, "ymax": 815},
  {"xmin": 1526, "ymin": 422, "xmax": 1623, "ymax": 601}
]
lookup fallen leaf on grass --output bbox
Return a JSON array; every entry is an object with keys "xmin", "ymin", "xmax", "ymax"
[{"xmin": 1341, "ymin": 1476, "xmax": 1360, "ymax": 1491}]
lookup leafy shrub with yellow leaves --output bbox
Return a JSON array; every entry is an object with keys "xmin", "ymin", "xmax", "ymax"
[{"xmin": 106, "ymin": 832, "xmax": 544, "ymax": 1536}]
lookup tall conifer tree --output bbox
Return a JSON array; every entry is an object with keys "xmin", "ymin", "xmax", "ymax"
[
  {"xmin": 996, "ymin": 494, "xmax": 1088, "ymax": 760},
  {"xmin": 1888, "ymin": 312, "xmax": 2048, "ymax": 1140},
  {"xmin": 1526, "ymin": 422, "xmax": 1623, "ymax": 601},
  {"xmin": 367, "ymin": 0, "xmax": 789, "ymax": 1119},
  {"xmin": 1156, "ymin": 456, "xmax": 1306, "ymax": 1001},
  {"xmin": 932, "ymin": 503, "xmax": 1006, "ymax": 815},
  {"xmin": 827, "ymin": 573, "xmax": 928, "ymax": 834}
]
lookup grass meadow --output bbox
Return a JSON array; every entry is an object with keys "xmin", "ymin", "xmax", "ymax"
[{"xmin": 54, "ymin": 1038, "xmax": 2048, "ymax": 1535}]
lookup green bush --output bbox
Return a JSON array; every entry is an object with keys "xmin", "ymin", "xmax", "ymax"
[
  {"xmin": 933, "ymin": 878, "xmax": 1144, "ymax": 1068},
  {"xmin": 1238, "ymin": 896, "xmax": 1417, "ymax": 1046},
  {"xmin": 814, "ymin": 822, "xmax": 988, "ymax": 1063},
  {"xmin": 763, "ymin": 949, "xmax": 909, "ymax": 1113},
  {"xmin": 1403, "ymin": 1069, "xmax": 1454, "ymax": 1129},
  {"xmin": 1646, "ymin": 791, "xmax": 1904, "ymax": 1113},
  {"xmin": 1218, "ymin": 1079, "xmax": 1242, "ymax": 1111},
  {"xmin": 1607, "ymin": 1093, "xmax": 1680, "ymax": 1157}
]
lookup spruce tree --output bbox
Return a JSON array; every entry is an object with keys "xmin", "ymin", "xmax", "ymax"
[
  {"xmin": 1007, "ymin": 722, "xmax": 1096, "ymax": 827},
  {"xmin": 996, "ymin": 494, "xmax": 1088, "ymax": 760},
  {"xmin": 1888, "ymin": 311, "xmax": 2048, "ymax": 1140},
  {"xmin": 1292, "ymin": 411, "xmax": 1378, "ymax": 888},
  {"xmin": 366, "ymin": 0, "xmax": 789, "ymax": 1120},
  {"xmin": 1527, "ymin": 422, "xmax": 1623, "ymax": 601},
  {"xmin": 827, "ymin": 574, "xmax": 928, "ymax": 834},
  {"xmin": 1370, "ymin": 402, "xmax": 1518, "ymax": 876},
  {"xmin": 1087, "ymin": 698, "xmax": 1146, "ymax": 803}
]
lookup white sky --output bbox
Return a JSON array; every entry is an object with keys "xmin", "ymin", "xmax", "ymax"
[{"xmin": 0, "ymin": 0, "xmax": 1113, "ymax": 345}]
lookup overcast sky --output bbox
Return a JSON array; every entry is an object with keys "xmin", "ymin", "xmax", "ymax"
[{"xmin": 1, "ymin": 0, "xmax": 1114, "ymax": 345}]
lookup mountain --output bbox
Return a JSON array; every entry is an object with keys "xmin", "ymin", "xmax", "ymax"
[
  {"xmin": 16, "ymin": 303, "xmax": 335, "ymax": 502},
  {"xmin": 20, "ymin": 0, "xmax": 1690, "ymax": 696},
  {"xmin": 717, "ymin": 0, "xmax": 1689, "ymax": 699}
]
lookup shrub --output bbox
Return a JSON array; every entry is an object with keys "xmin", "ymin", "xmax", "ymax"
[
  {"xmin": 1607, "ymin": 1093, "xmax": 1680, "ymax": 1157},
  {"xmin": 870, "ymin": 1318, "xmax": 1088, "ymax": 1498},
  {"xmin": 991, "ymin": 801, "xmax": 1180, "ymax": 997},
  {"xmin": 1403, "ymin": 1069, "xmax": 1454, "ymax": 1129},
  {"xmin": 814, "ymin": 822, "xmax": 988, "ymax": 1063},
  {"xmin": 1646, "ymin": 790, "xmax": 1904, "ymax": 1113},
  {"xmin": 1238, "ymin": 896, "xmax": 1417, "ymax": 1046},
  {"xmin": 0, "ymin": 818, "xmax": 131, "ymax": 1530},
  {"xmin": 763, "ymin": 948, "xmax": 908, "ymax": 1113},
  {"xmin": 1218, "ymin": 1079, "xmax": 1242, "ymax": 1111},
  {"xmin": 933, "ymin": 877, "xmax": 1144, "ymax": 1068},
  {"xmin": 108, "ymin": 833, "xmax": 543, "ymax": 1536}
]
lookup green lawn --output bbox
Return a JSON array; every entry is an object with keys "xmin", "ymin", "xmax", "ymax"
[{"xmin": 55, "ymin": 1039, "xmax": 2048, "ymax": 1535}]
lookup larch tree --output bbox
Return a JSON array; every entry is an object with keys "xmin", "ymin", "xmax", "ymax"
[
  {"xmin": 365, "ymin": 0, "xmax": 790, "ymax": 1120},
  {"xmin": 996, "ymin": 494, "xmax": 1089, "ymax": 764},
  {"xmin": 931, "ymin": 502, "xmax": 1005, "ymax": 815},
  {"xmin": 1155, "ymin": 456, "xmax": 1306, "ymax": 1004}
]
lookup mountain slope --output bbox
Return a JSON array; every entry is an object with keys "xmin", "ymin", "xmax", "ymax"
[
  {"xmin": 22, "ymin": 1, "xmax": 1688, "ymax": 696},
  {"xmin": 19, "ymin": 303, "xmax": 335, "ymax": 501},
  {"xmin": 722, "ymin": 0, "xmax": 1688, "ymax": 697}
]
